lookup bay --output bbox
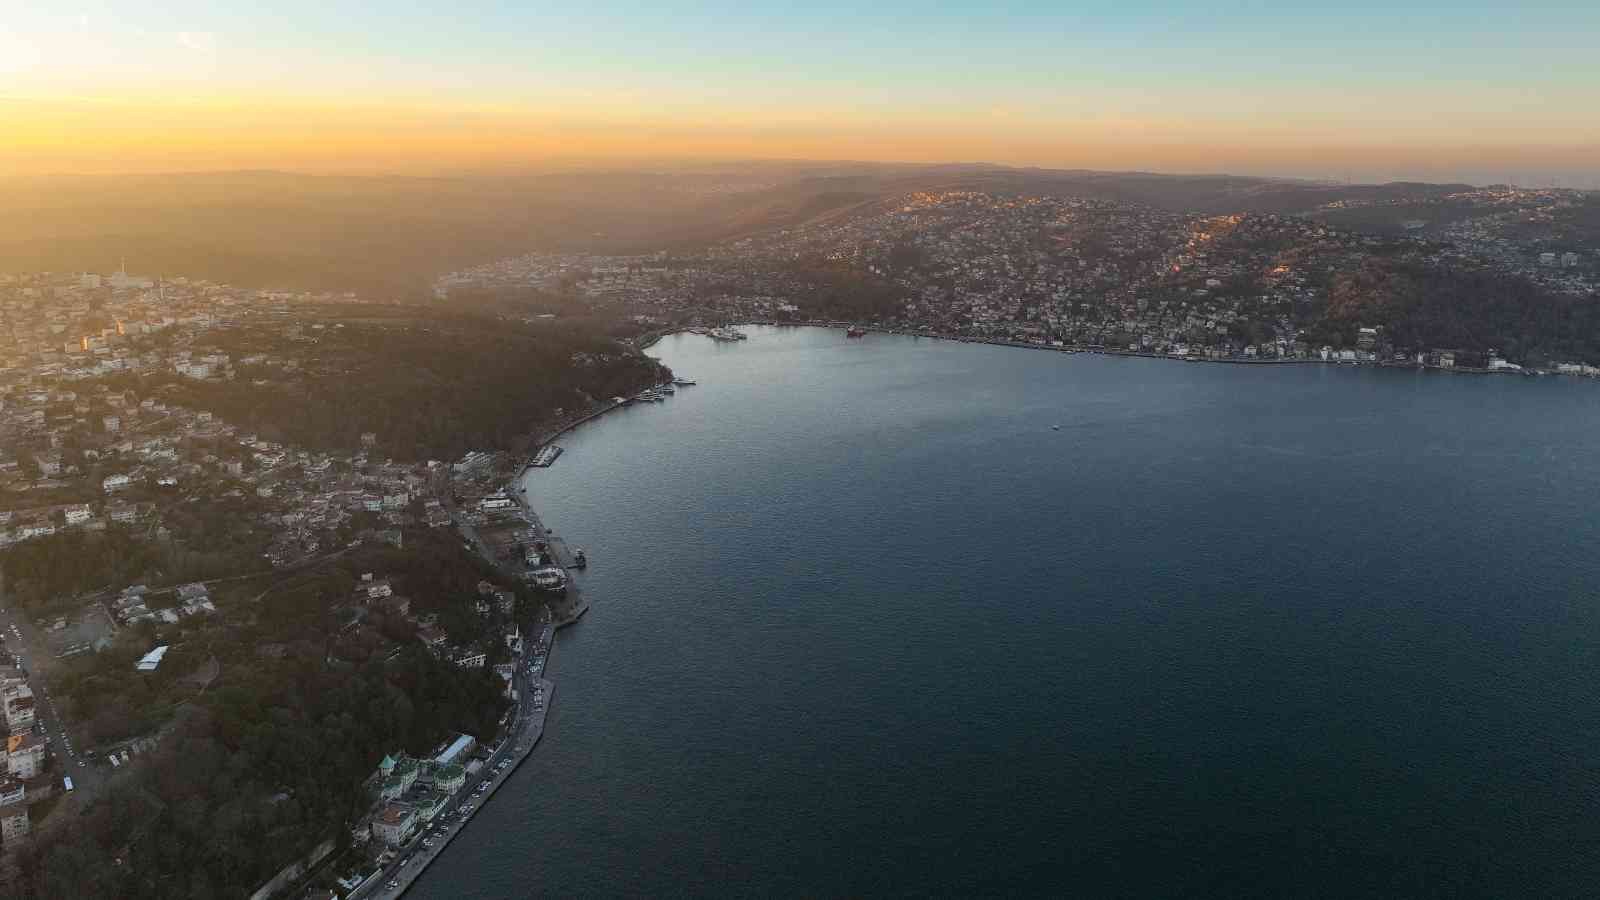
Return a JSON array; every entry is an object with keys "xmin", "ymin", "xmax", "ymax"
[{"xmin": 411, "ymin": 325, "xmax": 1600, "ymax": 898}]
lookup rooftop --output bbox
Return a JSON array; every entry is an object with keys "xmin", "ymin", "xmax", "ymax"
[{"xmin": 135, "ymin": 645, "xmax": 169, "ymax": 671}]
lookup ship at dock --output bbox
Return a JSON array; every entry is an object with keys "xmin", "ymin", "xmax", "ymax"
[
  {"xmin": 528, "ymin": 565, "xmax": 568, "ymax": 594},
  {"xmin": 528, "ymin": 444, "xmax": 563, "ymax": 468},
  {"xmin": 846, "ymin": 326, "xmax": 868, "ymax": 338}
]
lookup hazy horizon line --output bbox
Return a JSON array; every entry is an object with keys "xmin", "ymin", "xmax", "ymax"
[{"xmin": 2, "ymin": 159, "xmax": 1594, "ymax": 191}]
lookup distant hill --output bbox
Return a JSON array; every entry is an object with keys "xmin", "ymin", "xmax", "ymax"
[{"xmin": 0, "ymin": 165, "xmax": 1485, "ymax": 295}]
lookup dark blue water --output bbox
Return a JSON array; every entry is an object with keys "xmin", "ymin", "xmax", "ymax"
[{"xmin": 414, "ymin": 326, "xmax": 1600, "ymax": 898}]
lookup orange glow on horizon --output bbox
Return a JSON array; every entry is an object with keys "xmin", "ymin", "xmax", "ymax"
[{"xmin": 3, "ymin": 93, "xmax": 1597, "ymax": 180}]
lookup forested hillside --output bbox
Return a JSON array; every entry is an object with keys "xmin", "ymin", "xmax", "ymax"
[{"xmin": 162, "ymin": 308, "xmax": 666, "ymax": 460}]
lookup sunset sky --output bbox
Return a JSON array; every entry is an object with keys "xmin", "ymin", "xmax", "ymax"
[{"xmin": 4, "ymin": 2, "xmax": 1597, "ymax": 183}]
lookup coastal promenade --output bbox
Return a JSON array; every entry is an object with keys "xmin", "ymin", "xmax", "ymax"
[
  {"xmin": 353, "ymin": 478, "xmax": 589, "ymax": 897},
  {"xmin": 356, "ymin": 626, "xmax": 556, "ymax": 900}
]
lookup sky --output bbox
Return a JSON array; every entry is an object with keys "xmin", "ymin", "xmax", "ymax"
[{"xmin": 3, "ymin": 2, "xmax": 1598, "ymax": 184}]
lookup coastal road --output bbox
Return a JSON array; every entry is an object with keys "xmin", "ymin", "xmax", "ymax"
[{"xmin": 356, "ymin": 625, "xmax": 554, "ymax": 899}]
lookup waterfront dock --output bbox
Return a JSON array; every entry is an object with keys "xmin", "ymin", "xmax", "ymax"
[
  {"xmin": 528, "ymin": 443, "xmax": 564, "ymax": 468},
  {"xmin": 508, "ymin": 490, "xmax": 591, "ymax": 627}
]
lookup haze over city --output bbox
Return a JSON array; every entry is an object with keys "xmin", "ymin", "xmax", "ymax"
[{"xmin": 4, "ymin": 1, "xmax": 1598, "ymax": 184}]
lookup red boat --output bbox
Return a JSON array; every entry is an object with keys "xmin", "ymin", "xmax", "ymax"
[{"xmin": 846, "ymin": 326, "xmax": 867, "ymax": 338}]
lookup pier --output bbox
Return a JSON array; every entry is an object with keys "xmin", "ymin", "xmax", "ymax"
[
  {"xmin": 528, "ymin": 444, "xmax": 563, "ymax": 468},
  {"xmin": 509, "ymin": 491, "xmax": 590, "ymax": 627}
]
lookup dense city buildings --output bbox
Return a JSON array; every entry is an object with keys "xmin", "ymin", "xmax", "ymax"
[{"xmin": 435, "ymin": 187, "xmax": 1599, "ymax": 370}]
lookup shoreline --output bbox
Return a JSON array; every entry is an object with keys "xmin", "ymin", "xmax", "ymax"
[
  {"xmin": 359, "ymin": 629, "xmax": 555, "ymax": 900},
  {"xmin": 368, "ymin": 470, "xmax": 586, "ymax": 897},
  {"xmin": 637, "ymin": 321, "xmax": 1571, "ymax": 379},
  {"xmin": 509, "ymin": 488, "xmax": 591, "ymax": 628}
]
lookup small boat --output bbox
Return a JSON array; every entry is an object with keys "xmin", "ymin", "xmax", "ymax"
[
  {"xmin": 660, "ymin": 385, "xmax": 675, "ymax": 394},
  {"xmin": 572, "ymin": 548, "xmax": 587, "ymax": 569},
  {"xmin": 672, "ymin": 378, "xmax": 696, "ymax": 386},
  {"xmin": 1051, "ymin": 425, "xmax": 1061, "ymax": 431},
  {"xmin": 846, "ymin": 326, "xmax": 867, "ymax": 338}
]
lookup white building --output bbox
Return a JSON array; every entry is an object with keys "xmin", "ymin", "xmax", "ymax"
[
  {"xmin": 433, "ymin": 733, "xmax": 476, "ymax": 766},
  {"xmin": 5, "ymin": 734, "xmax": 45, "ymax": 779},
  {"xmin": 2, "ymin": 684, "xmax": 36, "ymax": 736},
  {"xmin": 136, "ymin": 645, "xmax": 169, "ymax": 672},
  {"xmin": 372, "ymin": 802, "xmax": 417, "ymax": 846},
  {"xmin": 0, "ymin": 783, "xmax": 27, "ymax": 845}
]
